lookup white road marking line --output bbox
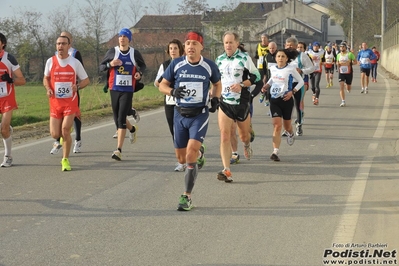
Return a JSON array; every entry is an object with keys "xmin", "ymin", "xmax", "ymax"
[{"xmin": 332, "ymin": 72, "xmax": 391, "ymax": 243}]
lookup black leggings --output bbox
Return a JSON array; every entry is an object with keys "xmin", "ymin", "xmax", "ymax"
[
  {"xmin": 371, "ymin": 63, "xmax": 378, "ymax": 79},
  {"xmin": 74, "ymin": 90, "xmax": 82, "ymax": 140},
  {"xmin": 293, "ymin": 82, "xmax": 304, "ymax": 124},
  {"xmin": 311, "ymin": 72, "xmax": 322, "ymax": 98},
  {"xmin": 110, "ymin": 90, "xmax": 133, "ymax": 129},
  {"xmin": 164, "ymin": 104, "xmax": 174, "ymax": 138}
]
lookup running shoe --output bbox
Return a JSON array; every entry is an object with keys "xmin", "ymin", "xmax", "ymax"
[
  {"xmin": 217, "ymin": 169, "xmax": 233, "ymax": 183},
  {"xmin": 244, "ymin": 144, "xmax": 252, "ymax": 160},
  {"xmin": 129, "ymin": 125, "xmax": 137, "ymax": 144},
  {"xmin": 112, "ymin": 131, "xmax": 118, "ymax": 138},
  {"xmin": 259, "ymin": 94, "xmax": 265, "ymax": 103},
  {"xmin": 374, "ymin": 79, "xmax": 377, "ymax": 83},
  {"xmin": 295, "ymin": 116, "xmax": 305, "ymax": 125},
  {"xmin": 270, "ymin": 153, "xmax": 280, "ymax": 162},
  {"xmin": 1, "ymin": 155, "xmax": 13, "ymax": 167},
  {"xmin": 295, "ymin": 124, "xmax": 303, "ymax": 136},
  {"xmin": 73, "ymin": 140, "xmax": 82, "ymax": 153},
  {"xmin": 61, "ymin": 158, "xmax": 71, "ymax": 171},
  {"xmin": 365, "ymin": 88, "xmax": 368, "ymax": 94},
  {"xmin": 287, "ymin": 132, "xmax": 295, "ymax": 146},
  {"xmin": 340, "ymin": 101, "xmax": 346, "ymax": 107},
  {"xmin": 230, "ymin": 153, "xmax": 240, "ymax": 164},
  {"xmin": 312, "ymin": 94, "xmax": 316, "ymax": 103},
  {"xmin": 250, "ymin": 127, "xmax": 255, "ymax": 143},
  {"xmin": 313, "ymin": 98, "xmax": 319, "ymax": 105},
  {"xmin": 112, "ymin": 150, "xmax": 122, "ymax": 161},
  {"xmin": 326, "ymin": 83, "xmax": 330, "ymax": 88},
  {"xmin": 361, "ymin": 88, "xmax": 365, "ymax": 93},
  {"xmin": 197, "ymin": 144, "xmax": 206, "ymax": 169},
  {"xmin": 177, "ymin": 195, "xmax": 193, "ymax": 211},
  {"xmin": 50, "ymin": 141, "xmax": 62, "ymax": 155},
  {"xmin": 281, "ymin": 130, "xmax": 289, "ymax": 137},
  {"xmin": 174, "ymin": 163, "xmax": 186, "ymax": 172},
  {"xmin": 130, "ymin": 108, "xmax": 140, "ymax": 123}
]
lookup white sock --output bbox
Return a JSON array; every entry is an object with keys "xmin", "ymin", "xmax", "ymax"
[{"xmin": 3, "ymin": 136, "xmax": 12, "ymax": 156}]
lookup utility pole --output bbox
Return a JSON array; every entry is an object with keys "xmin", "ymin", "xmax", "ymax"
[
  {"xmin": 381, "ymin": 0, "xmax": 386, "ymax": 51},
  {"xmin": 350, "ymin": 0, "xmax": 353, "ymax": 50}
]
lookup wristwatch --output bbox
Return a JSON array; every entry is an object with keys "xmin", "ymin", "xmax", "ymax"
[{"xmin": 240, "ymin": 83, "xmax": 245, "ymax": 88}]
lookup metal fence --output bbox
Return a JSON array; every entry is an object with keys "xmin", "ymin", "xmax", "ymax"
[{"xmin": 384, "ymin": 18, "xmax": 399, "ymax": 49}]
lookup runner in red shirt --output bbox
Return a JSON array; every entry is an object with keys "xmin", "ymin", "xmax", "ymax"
[
  {"xmin": 370, "ymin": 46, "xmax": 380, "ymax": 82},
  {"xmin": 43, "ymin": 35, "xmax": 90, "ymax": 171},
  {"xmin": 0, "ymin": 32, "xmax": 26, "ymax": 167}
]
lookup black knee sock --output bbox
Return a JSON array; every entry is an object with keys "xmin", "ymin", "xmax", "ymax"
[
  {"xmin": 74, "ymin": 117, "xmax": 82, "ymax": 141},
  {"xmin": 184, "ymin": 163, "xmax": 198, "ymax": 193}
]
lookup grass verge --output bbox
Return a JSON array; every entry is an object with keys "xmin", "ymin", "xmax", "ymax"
[{"xmin": 12, "ymin": 83, "xmax": 164, "ymax": 130}]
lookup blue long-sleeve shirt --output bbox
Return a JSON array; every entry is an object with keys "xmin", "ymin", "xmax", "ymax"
[{"xmin": 357, "ymin": 49, "xmax": 377, "ymax": 69}]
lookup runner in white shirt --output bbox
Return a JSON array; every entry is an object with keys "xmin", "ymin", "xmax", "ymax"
[
  {"xmin": 261, "ymin": 49, "xmax": 304, "ymax": 162},
  {"xmin": 154, "ymin": 39, "xmax": 185, "ymax": 171},
  {"xmin": 308, "ymin": 42, "xmax": 324, "ymax": 105},
  {"xmin": 285, "ymin": 37, "xmax": 314, "ymax": 137},
  {"xmin": 215, "ymin": 31, "xmax": 261, "ymax": 182}
]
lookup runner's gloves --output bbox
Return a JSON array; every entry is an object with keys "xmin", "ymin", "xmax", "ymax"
[
  {"xmin": 171, "ymin": 86, "xmax": 186, "ymax": 99},
  {"xmin": 209, "ymin": 97, "xmax": 219, "ymax": 113},
  {"xmin": 1, "ymin": 72, "xmax": 13, "ymax": 83}
]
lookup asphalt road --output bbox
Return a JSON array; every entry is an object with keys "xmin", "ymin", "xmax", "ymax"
[{"xmin": 1, "ymin": 66, "xmax": 398, "ymax": 266}]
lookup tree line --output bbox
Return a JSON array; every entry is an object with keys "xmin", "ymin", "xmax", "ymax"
[
  {"xmin": 329, "ymin": 0, "xmax": 399, "ymax": 49},
  {"xmin": 1, "ymin": 0, "xmax": 397, "ymax": 83},
  {"xmin": 0, "ymin": 0, "xmax": 219, "ymax": 83}
]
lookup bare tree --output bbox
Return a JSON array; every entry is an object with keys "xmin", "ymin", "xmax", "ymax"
[
  {"xmin": 218, "ymin": 0, "xmax": 239, "ymax": 11},
  {"xmin": 127, "ymin": 0, "xmax": 146, "ymax": 26},
  {"xmin": 0, "ymin": 18, "xmax": 25, "ymax": 53},
  {"xmin": 177, "ymin": 0, "xmax": 209, "ymax": 15},
  {"xmin": 20, "ymin": 11, "xmax": 51, "ymax": 80},
  {"xmin": 77, "ymin": 0, "xmax": 111, "ymax": 76},
  {"xmin": 109, "ymin": 0, "xmax": 123, "ymax": 34},
  {"xmin": 0, "ymin": 17, "xmax": 34, "ymax": 78},
  {"xmin": 48, "ymin": 2, "xmax": 78, "ymax": 37},
  {"xmin": 329, "ymin": 0, "xmax": 399, "ymax": 47},
  {"xmin": 149, "ymin": 0, "xmax": 171, "ymax": 15}
]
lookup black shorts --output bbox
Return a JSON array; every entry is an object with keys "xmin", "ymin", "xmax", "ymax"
[
  {"xmin": 219, "ymin": 100, "xmax": 250, "ymax": 122},
  {"xmin": 360, "ymin": 67, "xmax": 371, "ymax": 76},
  {"xmin": 269, "ymin": 97, "xmax": 294, "ymax": 120},
  {"xmin": 338, "ymin": 73, "xmax": 353, "ymax": 85},
  {"xmin": 325, "ymin": 67, "xmax": 334, "ymax": 74}
]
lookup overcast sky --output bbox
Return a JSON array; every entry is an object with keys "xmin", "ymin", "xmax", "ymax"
[{"xmin": 0, "ymin": 0, "xmax": 286, "ymax": 20}]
